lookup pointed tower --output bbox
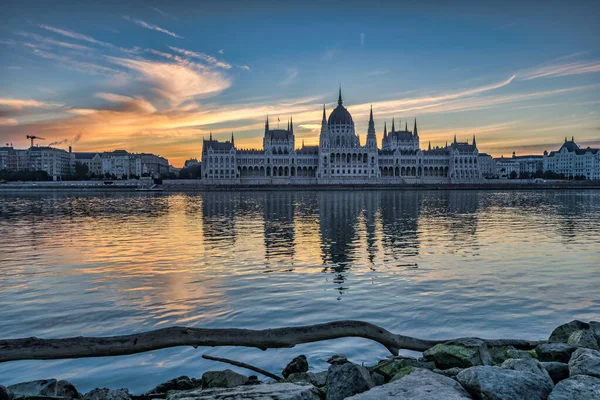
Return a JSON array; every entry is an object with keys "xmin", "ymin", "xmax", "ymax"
[
  {"xmin": 209, "ymin": 132, "xmax": 213, "ymax": 141},
  {"xmin": 454, "ymin": 134, "xmax": 457, "ymax": 145},
  {"xmin": 290, "ymin": 116, "xmax": 294, "ymax": 134},
  {"xmin": 413, "ymin": 118, "xmax": 418, "ymax": 137},
  {"xmin": 265, "ymin": 115, "xmax": 270, "ymax": 134},
  {"xmin": 338, "ymin": 85, "xmax": 343, "ymax": 106},
  {"xmin": 428, "ymin": 141, "xmax": 431, "ymax": 151},
  {"xmin": 319, "ymin": 104, "xmax": 329, "ymax": 148},
  {"xmin": 405, "ymin": 121, "xmax": 408, "ymax": 131},
  {"xmin": 366, "ymin": 105, "xmax": 377, "ymax": 149},
  {"xmin": 472, "ymin": 135, "xmax": 477, "ymax": 148},
  {"xmin": 231, "ymin": 132, "xmax": 235, "ymax": 146},
  {"xmin": 391, "ymin": 117, "xmax": 395, "ymax": 133}
]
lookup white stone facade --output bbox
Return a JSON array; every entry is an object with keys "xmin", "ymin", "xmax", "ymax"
[
  {"xmin": 544, "ymin": 137, "xmax": 600, "ymax": 180},
  {"xmin": 202, "ymin": 90, "xmax": 482, "ymax": 185}
]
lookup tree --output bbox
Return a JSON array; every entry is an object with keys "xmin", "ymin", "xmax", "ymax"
[
  {"xmin": 74, "ymin": 162, "xmax": 89, "ymax": 180},
  {"xmin": 509, "ymin": 170, "xmax": 518, "ymax": 179}
]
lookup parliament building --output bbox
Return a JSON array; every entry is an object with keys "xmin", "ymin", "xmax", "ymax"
[{"xmin": 202, "ymin": 89, "xmax": 482, "ymax": 185}]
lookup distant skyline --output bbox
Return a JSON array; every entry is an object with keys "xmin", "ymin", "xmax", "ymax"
[{"xmin": 1, "ymin": 0, "xmax": 599, "ymax": 166}]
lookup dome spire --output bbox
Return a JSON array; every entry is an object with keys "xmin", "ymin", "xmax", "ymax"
[
  {"xmin": 369, "ymin": 105, "xmax": 373, "ymax": 123},
  {"xmin": 338, "ymin": 85, "xmax": 343, "ymax": 106},
  {"xmin": 322, "ymin": 105, "xmax": 326, "ymax": 122}
]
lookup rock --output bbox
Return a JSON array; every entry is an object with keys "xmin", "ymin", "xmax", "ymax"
[
  {"xmin": 0, "ymin": 386, "xmax": 12, "ymax": 400},
  {"xmin": 285, "ymin": 371, "xmax": 327, "ymax": 387},
  {"xmin": 145, "ymin": 376, "xmax": 202, "ymax": 395},
  {"xmin": 389, "ymin": 366, "xmax": 415, "ymax": 382},
  {"xmin": 326, "ymin": 362, "xmax": 375, "ymax": 400},
  {"xmin": 569, "ymin": 348, "xmax": 600, "ymax": 378},
  {"xmin": 434, "ymin": 367, "xmax": 464, "ymax": 378},
  {"xmin": 345, "ymin": 368, "xmax": 472, "ymax": 400},
  {"xmin": 536, "ymin": 343, "xmax": 580, "ymax": 363},
  {"xmin": 423, "ymin": 338, "xmax": 492, "ymax": 369},
  {"xmin": 372, "ymin": 357, "xmax": 435, "ymax": 378},
  {"xmin": 370, "ymin": 371, "xmax": 385, "ymax": 386},
  {"xmin": 488, "ymin": 346, "xmax": 536, "ymax": 365},
  {"xmin": 548, "ymin": 375, "xmax": 600, "ymax": 400},
  {"xmin": 282, "ymin": 355, "xmax": 309, "ymax": 379},
  {"xmin": 568, "ymin": 330, "xmax": 599, "ymax": 350},
  {"xmin": 8, "ymin": 380, "xmax": 79, "ymax": 399},
  {"xmin": 84, "ymin": 388, "xmax": 131, "ymax": 400},
  {"xmin": 549, "ymin": 321, "xmax": 591, "ymax": 343},
  {"xmin": 501, "ymin": 358, "xmax": 554, "ymax": 386},
  {"xmin": 326, "ymin": 354, "xmax": 348, "ymax": 365},
  {"xmin": 590, "ymin": 321, "xmax": 600, "ymax": 343},
  {"xmin": 201, "ymin": 369, "xmax": 248, "ymax": 388},
  {"xmin": 542, "ymin": 362, "xmax": 570, "ymax": 384},
  {"xmin": 456, "ymin": 366, "xmax": 553, "ymax": 400},
  {"xmin": 166, "ymin": 382, "xmax": 320, "ymax": 400},
  {"xmin": 245, "ymin": 376, "xmax": 260, "ymax": 385}
]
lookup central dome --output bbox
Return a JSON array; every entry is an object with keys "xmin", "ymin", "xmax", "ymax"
[{"xmin": 328, "ymin": 88, "xmax": 354, "ymax": 126}]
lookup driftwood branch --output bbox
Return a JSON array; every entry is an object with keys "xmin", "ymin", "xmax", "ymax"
[
  {"xmin": 202, "ymin": 354, "xmax": 283, "ymax": 381},
  {"xmin": 0, "ymin": 320, "xmax": 543, "ymax": 363}
]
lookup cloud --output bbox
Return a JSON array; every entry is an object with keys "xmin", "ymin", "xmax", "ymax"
[
  {"xmin": 95, "ymin": 92, "xmax": 157, "ymax": 114},
  {"xmin": 16, "ymin": 31, "xmax": 93, "ymax": 51},
  {"xmin": 122, "ymin": 16, "xmax": 183, "ymax": 39},
  {"xmin": 0, "ymin": 98, "xmax": 58, "ymax": 109},
  {"xmin": 238, "ymin": 64, "xmax": 251, "ymax": 71},
  {"xmin": 167, "ymin": 46, "xmax": 231, "ymax": 69},
  {"xmin": 0, "ymin": 118, "xmax": 19, "ymax": 126},
  {"xmin": 38, "ymin": 24, "xmax": 114, "ymax": 48},
  {"xmin": 0, "ymin": 39, "xmax": 17, "ymax": 45},
  {"xmin": 279, "ymin": 68, "xmax": 299, "ymax": 86},
  {"xmin": 218, "ymin": 49, "xmax": 224, "ymax": 54},
  {"xmin": 360, "ymin": 33, "xmax": 365, "ymax": 47},
  {"xmin": 149, "ymin": 6, "xmax": 169, "ymax": 17},
  {"xmin": 31, "ymin": 49, "xmax": 122, "ymax": 75},
  {"xmin": 106, "ymin": 56, "xmax": 231, "ymax": 105},
  {"xmin": 519, "ymin": 60, "xmax": 600, "ymax": 80}
]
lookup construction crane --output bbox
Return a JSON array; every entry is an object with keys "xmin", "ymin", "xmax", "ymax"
[{"xmin": 26, "ymin": 135, "xmax": 45, "ymax": 147}]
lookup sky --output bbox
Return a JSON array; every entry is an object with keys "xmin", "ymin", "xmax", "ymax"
[{"xmin": 0, "ymin": 0, "xmax": 599, "ymax": 167}]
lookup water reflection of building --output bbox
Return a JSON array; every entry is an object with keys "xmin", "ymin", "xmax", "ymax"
[
  {"xmin": 263, "ymin": 192, "xmax": 296, "ymax": 261},
  {"xmin": 201, "ymin": 192, "xmax": 238, "ymax": 248},
  {"xmin": 379, "ymin": 191, "xmax": 421, "ymax": 263}
]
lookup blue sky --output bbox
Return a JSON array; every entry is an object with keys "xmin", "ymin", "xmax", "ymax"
[{"xmin": 0, "ymin": 0, "xmax": 599, "ymax": 166}]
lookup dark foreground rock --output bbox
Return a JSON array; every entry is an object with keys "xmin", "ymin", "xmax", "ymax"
[
  {"xmin": 542, "ymin": 362, "xmax": 570, "ymax": 384},
  {"xmin": 456, "ymin": 366, "xmax": 553, "ymax": 400},
  {"xmin": 569, "ymin": 348, "xmax": 600, "ymax": 378},
  {"xmin": 549, "ymin": 321, "xmax": 592, "ymax": 343},
  {"xmin": 326, "ymin": 361, "xmax": 375, "ymax": 400},
  {"xmin": 201, "ymin": 369, "xmax": 248, "ymax": 388},
  {"xmin": 536, "ymin": 343, "xmax": 580, "ymax": 363},
  {"xmin": 0, "ymin": 385, "xmax": 11, "ymax": 400},
  {"xmin": 346, "ymin": 368, "xmax": 472, "ymax": 400},
  {"xmin": 548, "ymin": 375, "xmax": 600, "ymax": 400},
  {"xmin": 84, "ymin": 388, "xmax": 131, "ymax": 400},
  {"xmin": 423, "ymin": 338, "xmax": 492, "ymax": 369},
  {"xmin": 286, "ymin": 371, "xmax": 327, "ymax": 387},
  {"xmin": 501, "ymin": 358, "xmax": 554, "ymax": 386},
  {"xmin": 8, "ymin": 379, "xmax": 79, "ymax": 399},
  {"xmin": 145, "ymin": 376, "xmax": 202, "ymax": 395},
  {"xmin": 166, "ymin": 383, "xmax": 319, "ymax": 400},
  {"xmin": 282, "ymin": 355, "xmax": 309, "ymax": 379}
]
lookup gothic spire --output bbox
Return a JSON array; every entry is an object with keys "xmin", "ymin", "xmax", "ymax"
[
  {"xmin": 428, "ymin": 141, "xmax": 431, "ymax": 151},
  {"xmin": 209, "ymin": 131, "xmax": 213, "ymax": 141},
  {"xmin": 414, "ymin": 118, "xmax": 418, "ymax": 137},
  {"xmin": 383, "ymin": 121, "xmax": 387, "ymax": 139},
  {"xmin": 405, "ymin": 121, "xmax": 408, "ymax": 131},
  {"xmin": 369, "ymin": 105, "xmax": 373, "ymax": 123},
  {"xmin": 338, "ymin": 85, "xmax": 343, "ymax": 106},
  {"xmin": 290, "ymin": 116, "xmax": 294, "ymax": 134},
  {"xmin": 231, "ymin": 132, "xmax": 235, "ymax": 146},
  {"xmin": 454, "ymin": 134, "xmax": 457, "ymax": 145},
  {"xmin": 391, "ymin": 117, "xmax": 395, "ymax": 132},
  {"xmin": 265, "ymin": 115, "xmax": 269, "ymax": 132},
  {"xmin": 322, "ymin": 104, "xmax": 326, "ymax": 122},
  {"xmin": 472, "ymin": 135, "xmax": 476, "ymax": 147}
]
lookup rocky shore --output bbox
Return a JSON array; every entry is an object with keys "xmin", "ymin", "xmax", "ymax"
[{"xmin": 2, "ymin": 320, "xmax": 599, "ymax": 400}]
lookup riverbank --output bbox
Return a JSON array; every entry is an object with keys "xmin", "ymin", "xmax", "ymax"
[
  {"xmin": 1, "ymin": 179, "xmax": 600, "ymax": 192},
  {"xmin": 1, "ymin": 320, "xmax": 599, "ymax": 399}
]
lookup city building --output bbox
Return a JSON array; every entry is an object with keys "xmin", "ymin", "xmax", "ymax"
[
  {"xmin": 202, "ymin": 89, "xmax": 482, "ymax": 185},
  {"xmin": 26, "ymin": 146, "xmax": 73, "ymax": 178},
  {"xmin": 138, "ymin": 153, "xmax": 169, "ymax": 176},
  {"xmin": 478, "ymin": 153, "xmax": 496, "ymax": 178},
  {"xmin": 101, "ymin": 150, "xmax": 142, "ymax": 178},
  {"xmin": 72, "ymin": 152, "xmax": 103, "ymax": 176},
  {"xmin": 544, "ymin": 137, "xmax": 600, "ymax": 180},
  {"xmin": 494, "ymin": 152, "xmax": 544, "ymax": 178}
]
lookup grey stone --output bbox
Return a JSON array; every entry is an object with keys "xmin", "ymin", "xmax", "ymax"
[
  {"xmin": 83, "ymin": 388, "xmax": 131, "ymax": 400},
  {"xmin": 549, "ymin": 321, "xmax": 591, "ymax": 343},
  {"xmin": 0, "ymin": 386, "xmax": 12, "ymax": 400},
  {"xmin": 423, "ymin": 338, "xmax": 492, "ymax": 369},
  {"xmin": 590, "ymin": 321, "xmax": 600, "ymax": 343},
  {"xmin": 145, "ymin": 376, "xmax": 202, "ymax": 395},
  {"xmin": 536, "ymin": 343, "xmax": 580, "ymax": 363},
  {"xmin": 285, "ymin": 371, "xmax": 327, "ymax": 387},
  {"xmin": 326, "ymin": 362, "xmax": 375, "ymax": 400},
  {"xmin": 434, "ymin": 367, "xmax": 464, "ymax": 378},
  {"xmin": 345, "ymin": 368, "xmax": 472, "ymax": 400},
  {"xmin": 370, "ymin": 371, "xmax": 385, "ymax": 386},
  {"xmin": 542, "ymin": 362, "xmax": 570, "ymax": 384},
  {"xmin": 282, "ymin": 355, "xmax": 309, "ymax": 379},
  {"xmin": 201, "ymin": 369, "xmax": 248, "ymax": 388},
  {"xmin": 166, "ymin": 382, "xmax": 320, "ymax": 400},
  {"xmin": 501, "ymin": 358, "xmax": 554, "ymax": 386},
  {"xmin": 456, "ymin": 366, "xmax": 554, "ymax": 400},
  {"xmin": 325, "ymin": 354, "xmax": 348, "ymax": 365},
  {"xmin": 245, "ymin": 376, "xmax": 260, "ymax": 386},
  {"xmin": 8, "ymin": 380, "xmax": 79, "ymax": 399},
  {"xmin": 568, "ymin": 330, "xmax": 599, "ymax": 350},
  {"xmin": 372, "ymin": 356, "xmax": 435, "ymax": 378},
  {"xmin": 569, "ymin": 348, "xmax": 600, "ymax": 378},
  {"xmin": 548, "ymin": 375, "xmax": 600, "ymax": 400}
]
